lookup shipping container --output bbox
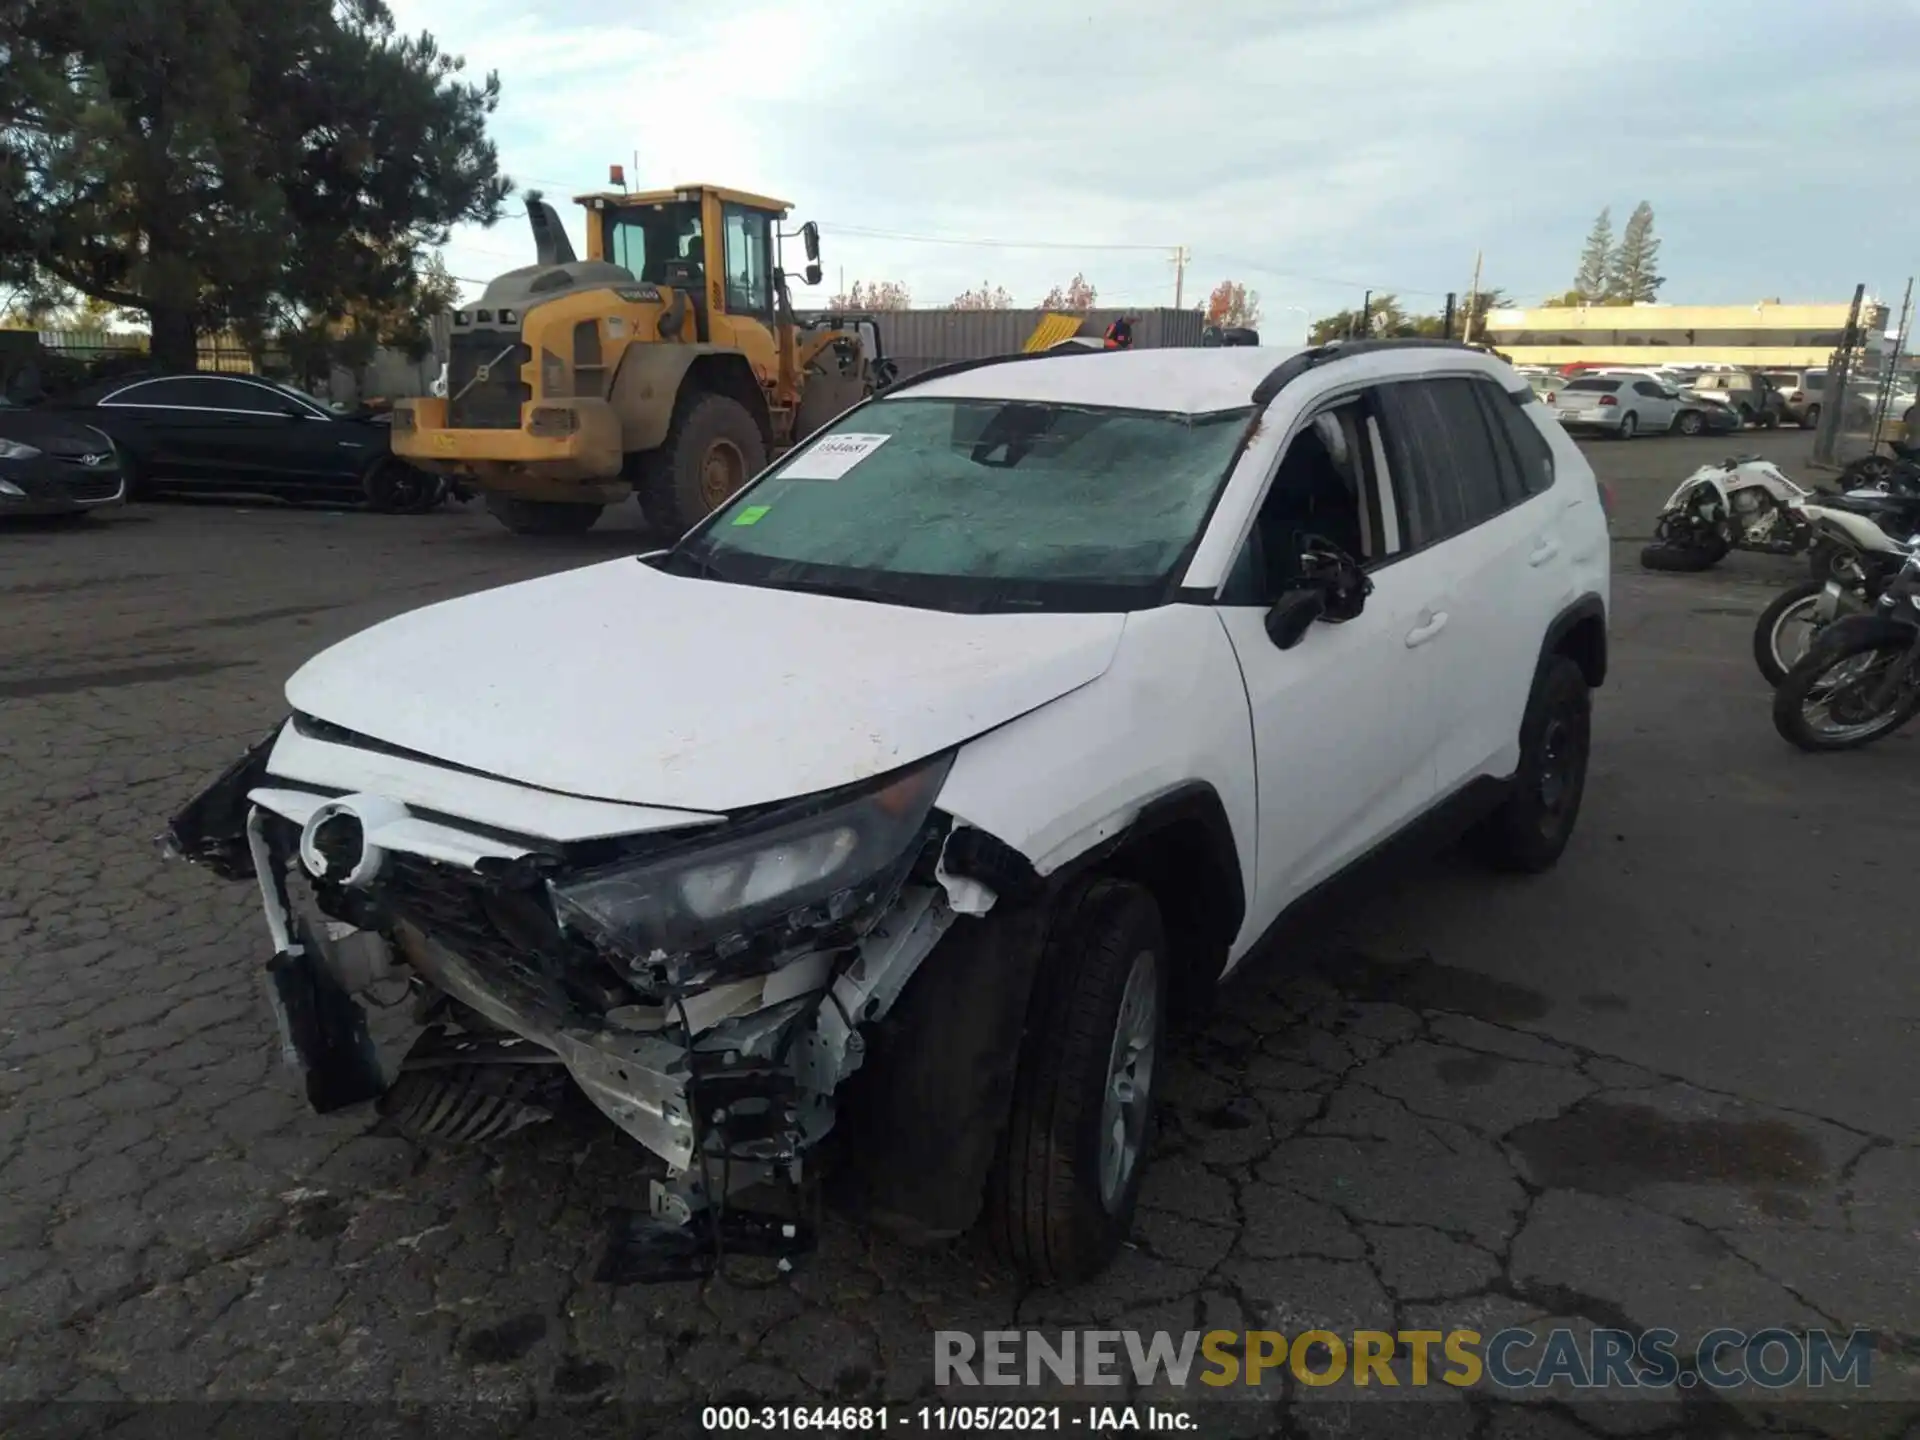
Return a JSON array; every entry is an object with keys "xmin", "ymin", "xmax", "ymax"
[{"xmin": 799, "ymin": 307, "xmax": 1205, "ymax": 381}]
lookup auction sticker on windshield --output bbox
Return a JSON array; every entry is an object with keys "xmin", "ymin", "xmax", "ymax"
[{"xmin": 782, "ymin": 432, "xmax": 890, "ymax": 480}]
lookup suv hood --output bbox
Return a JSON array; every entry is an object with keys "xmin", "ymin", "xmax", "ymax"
[{"xmin": 284, "ymin": 558, "xmax": 1127, "ymax": 814}]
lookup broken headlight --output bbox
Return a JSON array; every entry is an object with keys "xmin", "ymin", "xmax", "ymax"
[{"xmin": 548, "ymin": 754, "xmax": 952, "ymax": 983}]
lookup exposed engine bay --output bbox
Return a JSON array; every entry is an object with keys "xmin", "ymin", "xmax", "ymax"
[{"xmin": 167, "ymin": 723, "xmax": 1038, "ymax": 1281}]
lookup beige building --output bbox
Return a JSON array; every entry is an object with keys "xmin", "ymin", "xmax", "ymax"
[{"xmin": 1482, "ymin": 299, "xmax": 1889, "ymax": 368}]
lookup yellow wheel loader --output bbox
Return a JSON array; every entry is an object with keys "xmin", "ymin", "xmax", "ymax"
[{"xmin": 392, "ymin": 181, "xmax": 881, "ymax": 537}]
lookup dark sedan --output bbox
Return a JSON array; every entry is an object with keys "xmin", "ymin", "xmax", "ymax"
[
  {"xmin": 1673, "ymin": 390, "xmax": 1744, "ymax": 436},
  {"xmin": 0, "ymin": 398, "xmax": 127, "ymax": 521},
  {"xmin": 47, "ymin": 372, "xmax": 442, "ymax": 512}
]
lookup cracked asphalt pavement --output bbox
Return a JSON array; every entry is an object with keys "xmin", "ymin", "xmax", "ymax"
[{"xmin": 1, "ymin": 434, "xmax": 1915, "ymax": 1438}]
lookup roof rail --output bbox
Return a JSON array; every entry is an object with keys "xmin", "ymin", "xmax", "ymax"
[
  {"xmin": 873, "ymin": 344, "xmax": 1103, "ymax": 399},
  {"xmin": 1250, "ymin": 337, "xmax": 1490, "ymax": 406}
]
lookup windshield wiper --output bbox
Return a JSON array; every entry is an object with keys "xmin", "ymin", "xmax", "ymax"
[
  {"xmin": 754, "ymin": 575, "xmax": 897, "ymax": 604},
  {"xmin": 654, "ymin": 546, "xmax": 731, "ymax": 581}
]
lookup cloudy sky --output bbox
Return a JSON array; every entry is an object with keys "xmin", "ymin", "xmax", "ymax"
[{"xmin": 390, "ymin": 0, "xmax": 1920, "ymax": 331}]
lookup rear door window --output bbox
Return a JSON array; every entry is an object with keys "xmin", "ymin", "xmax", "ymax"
[
  {"xmin": 1475, "ymin": 382, "xmax": 1556, "ymax": 498},
  {"xmin": 1373, "ymin": 377, "xmax": 1514, "ymax": 544}
]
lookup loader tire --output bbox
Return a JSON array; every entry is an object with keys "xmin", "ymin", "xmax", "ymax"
[{"xmin": 637, "ymin": 391, "xmax": 767, "ymax": 538}]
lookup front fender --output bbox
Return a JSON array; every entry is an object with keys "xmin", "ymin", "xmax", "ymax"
[{"xmin": 1803, "ymin": 611, "xmax": 1920, "ymax": 666}]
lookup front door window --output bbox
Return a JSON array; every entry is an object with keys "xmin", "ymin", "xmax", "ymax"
[{"xmin": 722, "ymin": 204, "xmax": 774, "ymax": 320}]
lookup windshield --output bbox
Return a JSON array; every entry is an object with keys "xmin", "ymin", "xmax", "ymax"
[
  {"xmin": 604, "ymin": 200, "xmax": 704, "ymax": 285},
  {"xmin": 269, "ymin": 380, "xmax": 333, "ymax": 412},
  {"xmin": 673, "ymin": 396, "xmax": 1253, "ymax": 612}
]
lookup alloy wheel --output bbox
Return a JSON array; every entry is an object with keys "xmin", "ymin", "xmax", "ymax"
[{"xmin": 1098, "ymin": 948, "xmax": 1159, "ymax": 1214}]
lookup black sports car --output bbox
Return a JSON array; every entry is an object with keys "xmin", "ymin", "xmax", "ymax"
[
  {"xmin": 0, "ymin": 397, "xmax": 126, "ymax": 520},
  {"xmin": 46, "ymin": 371, "xmax": 442, "ymax": 512}
]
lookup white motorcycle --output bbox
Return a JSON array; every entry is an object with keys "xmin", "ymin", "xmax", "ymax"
[
  {"xmin": 1752, "ymin": 503, "xmax": 1918, "ymax": 685},
  {"xmin": 1640, "ymin": 457, "xmax": 1814, "ymax": 572}
]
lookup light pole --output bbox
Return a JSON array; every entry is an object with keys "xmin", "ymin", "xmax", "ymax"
[{"xmin": 1276, "ymin": 305, "xmax": 1311, "ymax": 344}]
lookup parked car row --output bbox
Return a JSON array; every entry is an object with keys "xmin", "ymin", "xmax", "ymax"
[
  {"xmin": 2, "ymin": 370, "xmax": 446, "ymax": 523},
  {"xmin": 1519, "ymin": 368, "xmax": 1743, "ymax": 440}
]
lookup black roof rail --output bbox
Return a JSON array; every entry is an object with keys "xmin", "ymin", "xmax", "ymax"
[
  {"xmin": 873, "ymin": 343, "xmax": 1103, "ymax": 399},
  {"xmin": 1251, "ymin": 337, "xmax": 1494, "ymax": 406}
]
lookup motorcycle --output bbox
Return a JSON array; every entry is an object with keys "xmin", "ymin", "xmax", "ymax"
[
  {"xmin": 1752, "ymin": 503, "xmax": 1916, "ymax": 686},
  {"xmin": 1836, "ymin": 436, "xmax": 1920, "ymax": 492},
  {"xmin": 1773, "ymin": 541, "xmax": 1920, "ymax": 751},
  {"xmin": 1641, "ymin": 457, "xmax": 1813, "ymax": 572}
]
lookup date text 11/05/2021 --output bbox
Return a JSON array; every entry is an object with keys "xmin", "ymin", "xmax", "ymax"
[{"xmin": 702, "ymin": 1407, "xmax": 1197, "ymax": 1432}]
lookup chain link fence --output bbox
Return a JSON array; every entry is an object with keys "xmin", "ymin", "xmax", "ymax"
[{"xmin": 1810, "ymin": 286, "xmax": 1914, "ymax": 473}]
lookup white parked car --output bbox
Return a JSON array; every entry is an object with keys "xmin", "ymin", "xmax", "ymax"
[
  {"xmin": 1550, "ymin": 373, "xmax": 1687, "ymax": 437},
  {"xmin": 167, "ymin": 340, "xmax": 1611, "ymax": 1285}
]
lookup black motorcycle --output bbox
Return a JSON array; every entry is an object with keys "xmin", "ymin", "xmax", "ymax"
[
  {"xmin": 1773, "ymin": 545, "xmax": 1920, "ymax": 750},
  {"xmin": 1753, "ymin": 506, "xmax": 1913, "ymax": 686}
]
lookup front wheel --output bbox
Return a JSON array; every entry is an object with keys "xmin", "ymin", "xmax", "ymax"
[
  {"xmin": 362, "ymin": 457, "xmax": 443, "ymax": 514},
  {"xmin": 1467, "ymin": 655, "xmax": 1592, "ymax": 873},
  {"xmin": 1676, "ymin": 409, "xmax": 1705, "ymax": 436},
  {"xmin": 1753, "ymin": 579, "xmax": 1849, "ymax": 687},
  {"xmin": 483, "ymin": 495, "xmax": 604, "ymax": 535},
  {"xmin": 984, "ymin": 877, "xmax": 1167, "ymax": 1285},
  {"xmin": 637, "ymin": 392, "xmax": 768, "ymax": 538},
  {"xmin": 1772, "ymin": 634, "xmax": 1920, "ymax": 751}
]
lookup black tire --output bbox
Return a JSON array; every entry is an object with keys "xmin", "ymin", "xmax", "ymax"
[
  {"xmin": 1640, "ymin": 537, "xmax": 1727, "ymax": 572},
  {"xmin": 1772, "ymin": 636, "xmax": 1920, "ymax": 752},
  {"xmin": 483, "ymin": 494, "xmax": 604, "ymax": 535},
  {"xmin": 1839, "ymin": 456, "xmax": 1896, "ymax": 490},
  {"xmin": 1467, "ymin": 655, "xmax": 1591, "ymax": 874},
  {"xmin": 1676, "ymin": 409, "xmax": 1705, "ymax": 436},
  {"xmin": 635, "ymin": 391, "xmax": 767, "ymax": 538},
  {"xmin": 119, "ymin": 451, "xmax": 154, "ymax": 501},
  {"xmin": 1806, "ymin": 539, "xmax": 1854, "ymax": 582},
  {"xmin": 377, "ymin": 1064, "xmax": 568, "ymax": 1145},
  {"xmin": 1801, "ymin": 404, "xmax": 1821, "ymax": 430},
  {"xmin": 1617, "ymin": 412, "xmax": 1637, "ymax": 440},
  {"xmin": 1752, "ymin": 579, "xmax": 1832, "ymax": 688},
  {"xmin": 1737, "ymin": 403, "xmax": 1754, "ymax": 427},
  {"xmin": 362, "ymin": 457, "xmax": 443, "ymax": 514},
  {"xmin": 984, "ymin": 877, "xmax": 1168, "ymax": 1286}
]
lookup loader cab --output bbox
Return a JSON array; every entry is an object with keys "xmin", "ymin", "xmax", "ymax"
[{"xmin": 579, "ymin": 185, "xmax": 803, "ymax": 351}]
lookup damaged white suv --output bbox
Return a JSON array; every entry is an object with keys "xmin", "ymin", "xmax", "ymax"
[{"xmin": 168, "ymin": 339, "xmax": 1609, "ymax": 1285}]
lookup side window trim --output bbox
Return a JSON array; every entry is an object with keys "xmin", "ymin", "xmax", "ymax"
[
  {"xmin": 1366, "ymin": 415, "xmax": 1401, "ymax": 553},
  {"xmin": 1212, "ymin": 384, "xmax": 1417, "ymax": 605}
]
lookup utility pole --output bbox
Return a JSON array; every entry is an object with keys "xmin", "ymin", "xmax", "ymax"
[
  {"xmin": 1170, "ymin": 246, "xmax": 1190, "ymax": 309},
  {"xmin": 1443, "ymin": 293, "xmax": 1457, "ymax": 340},
  {"xmin": 1461, "ymin": 251, "xmax": 1483, "ymax": 344},
  {"xmin": 1357, "ymin": 290, "xmax": 1371, "ymax": 339}
]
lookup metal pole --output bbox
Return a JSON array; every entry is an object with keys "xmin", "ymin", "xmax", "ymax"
[
  {"xmin": 1815, "ymin": 283, "xmax": 1867, "ymax": 468},
  {"xmin": 1358, "ymin": 291, "xmax": 1371, "ymax": 339},
  {"xmin": 1171, "ymin": 246, "xmax": 1189, "ymax": 309},
  {"xmin": 1870, "ymin": 277, "xmax": 1912, "ymax": 446},
  {"xmin": 1443, "ymin": 293, "xmax": 1456, "ymax": 340},
  {"xmin": 1461, "ymin": 251, "xmax": 1483, "ymax": 344}
]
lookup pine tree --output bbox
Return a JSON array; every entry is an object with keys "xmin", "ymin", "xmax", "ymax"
[
  {"xmin": 1573, "ymin": 209, "xmax": 1613, "ymax": 302},
  {"xmin": 1608, "ymin": 202, "xmax": 1665, "ymax": 303}
]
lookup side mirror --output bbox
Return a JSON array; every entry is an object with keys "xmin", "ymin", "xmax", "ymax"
[
  {"xmin": 804, "ymin": 261, "xmax": 823, "ymax": 287},
  {"xmin": 1264, "ymin": 588, "xmax": 1325, "ymax": 650},
  {"xmin": 801, "ymin": 221, "xmax": 821, "ymax": 262}
]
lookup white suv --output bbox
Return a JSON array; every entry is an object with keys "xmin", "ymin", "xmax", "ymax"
[{"xmin": 169, "ymin": 339, "xmax": 1610, "ymax": 1286}]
